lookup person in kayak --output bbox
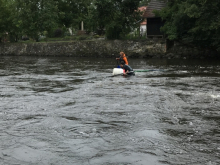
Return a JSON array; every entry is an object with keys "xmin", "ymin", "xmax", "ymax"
[
  {"xmin": 120, "ymin": 61, "xmax": 135, "ymax": 76},
  {"xmin": 116, "ymin": 52, "xmax": 128, "ymax": 65}
]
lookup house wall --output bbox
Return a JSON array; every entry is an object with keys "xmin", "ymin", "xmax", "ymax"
[
  {"xmin": 138, "ymin": 6, "xmax": 147, "ymax": 37},
  {"xmin": 140, "ymin": 25, "xmax": 147, "ymax": 36}
]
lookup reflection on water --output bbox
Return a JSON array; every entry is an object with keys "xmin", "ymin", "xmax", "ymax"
[{"xmin": 0, "ymin": 56, "xmax": 220, "ymax": 165}]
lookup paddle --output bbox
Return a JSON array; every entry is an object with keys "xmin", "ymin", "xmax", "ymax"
[{"xmin": 134, "ymin": 69, "xmax": 165, "ymax": 72}]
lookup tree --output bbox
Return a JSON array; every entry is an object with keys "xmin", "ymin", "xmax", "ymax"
[
  {"xmin": 0, "ymin": 0, "xmax": 11, "ymax": 42},
  {"xmin": 159, "ymin": 0, "xmax": 220, "ymax": 51},
  {"xmin": 139, "ymin": 0, "xmax": 151, "ymax": 7},
  {"xmin": 93, "ymin": 0, "xmax": 142, "ymax": 39},
  {"xmin": 57, "ymin": 0, "xmax": 93, "ymax": 33},
  {"xmin": 16, "ymin": 0, "xmax": 59, "ymax": 41},
  {"xmin": 6, "ymin": 0, "xmax": 24, "ymax": 42}
]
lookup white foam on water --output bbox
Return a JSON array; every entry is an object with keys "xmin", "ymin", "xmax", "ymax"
[{"xmin": 210, "ymin": 94, "xmax": 220, "ymax": 98}]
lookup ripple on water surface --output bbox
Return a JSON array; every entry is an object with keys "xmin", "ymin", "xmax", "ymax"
[{"xmin": 0, "ymin": 57, "xmax": 220, "ymax": 165}]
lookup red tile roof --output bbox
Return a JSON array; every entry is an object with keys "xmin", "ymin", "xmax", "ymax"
[
  {"xmin": 138, "ymin": 6, "xmax": 147, "ymax": 12},
  {"xmin": 143, "ymin": 0, "xmax": 167, "ymax": 18}
]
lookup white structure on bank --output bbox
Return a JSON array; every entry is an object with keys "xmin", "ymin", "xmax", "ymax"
[{"xmin": 138, "ymin": 6, "xmax": 147, "ymax": 36}]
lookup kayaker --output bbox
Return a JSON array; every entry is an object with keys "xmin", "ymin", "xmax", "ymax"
[
  {"xmin": 120, "ymin": 61, "xmax": 135, "ymax": 76},
  {"xmin": 116, "ymin": 52, "xmax": 128, "ymax": 65}
]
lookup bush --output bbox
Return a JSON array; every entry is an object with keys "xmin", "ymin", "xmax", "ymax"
[
  {"xmin": 93, "ymin": 35, "xmax": 100, "ymax": 38},
  {"xmin": 78, "ymin": 36, "xmax": 88, "ymax": 40},
  {"xmin": 54, "ymin": 28, "xmax": 62, "ymax": 37}
]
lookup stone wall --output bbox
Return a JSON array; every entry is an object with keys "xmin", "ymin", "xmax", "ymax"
[
  {"xmin": 0, "ymin": 39, "xmax": 166, "ymax": 58},
  {"xmin": 165, "ymin": 42, "xmax": 220, "ymax": 59},
  {"xmin": 0, "ymin": 39, "xmax": 219, "ymax": 59}
]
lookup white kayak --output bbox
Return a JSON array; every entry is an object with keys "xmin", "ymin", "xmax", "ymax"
[{"xmin": 112, "ymin": 68, "xmax": 125, "ymax": 76}]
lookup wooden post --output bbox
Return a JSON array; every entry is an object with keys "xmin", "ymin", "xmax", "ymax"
[{"xmin": 81, "ymin": 21, "xmax": 84, "ymax": 31}]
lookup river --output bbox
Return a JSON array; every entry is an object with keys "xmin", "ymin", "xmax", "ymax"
[{"xmin": 0, "ymin": 56, "xmax": 220, "ymax": 165}]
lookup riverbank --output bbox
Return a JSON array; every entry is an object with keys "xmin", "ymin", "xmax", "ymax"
[{"xmin": 0, "ymin": 39, "xmax": 219, "ymax": 59}]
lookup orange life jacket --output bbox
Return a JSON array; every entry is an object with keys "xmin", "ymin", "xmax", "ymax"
[{"xmin": 121, "ymin": 54, "xmax": 128, "ymax": 65}]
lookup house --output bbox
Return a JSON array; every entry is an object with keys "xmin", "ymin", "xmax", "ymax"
[
  {"xmin": 143, "ymin": 0, "xmax": 167, "ymax": 38},
  {"xmin": 138, "ymin": 6, "xmax": 147, "ymax": 36}
]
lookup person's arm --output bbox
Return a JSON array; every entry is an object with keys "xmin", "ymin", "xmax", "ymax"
[
  {"xmin": 123, "ymin": 70, "xmax": 129, "ymax": 75},
  {"xmin": 116, "ymin": 56, "xmax": 120, "ymax": 60},
  {"xmin": 122, "ymin": 65, "xmax": 128, "ymax": 75}
]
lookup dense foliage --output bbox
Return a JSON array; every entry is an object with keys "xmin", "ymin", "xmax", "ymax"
[
  {"xmin": 57, "ymin": 0, "xmax": 92, "ymax": 31},
  {"xmin": 93, "ymin": 0, "xmax": 142, "ymax": 39},
  {"xmin": 0, "ymin": 0, "xmax": 219, "ymax": 51},
  {"xmin": 139, "ymin": 0, "xmax": 150, "ymax": 7},
  {"xmin": 158, "ymin": 0, "xmax": 220, "ymax": 51},
  {"xmin": 0, "ymin": 0, "xmax": 11, "ymax": 41},
  {"xmin": 0, "ymin": 0, "xmax": 142, "ymax": 41},
  {"xmin": 16, "ymin": 0, "xmax": 59, "ymax": 41}
]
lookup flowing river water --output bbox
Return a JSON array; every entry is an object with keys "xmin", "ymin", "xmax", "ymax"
[{"xmin": 0, "ymin": 56, "xmax": 220, "ymax": 165}]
